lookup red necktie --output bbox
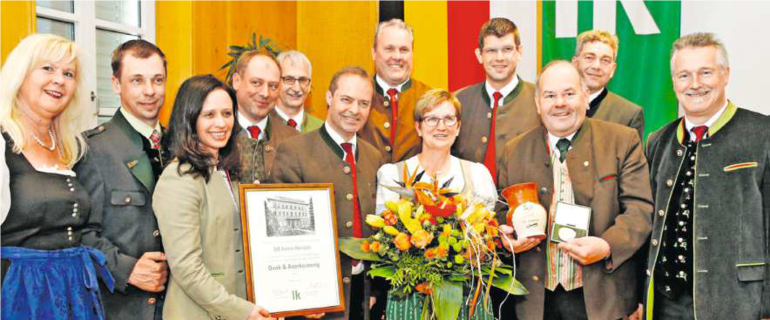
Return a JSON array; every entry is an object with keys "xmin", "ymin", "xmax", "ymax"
[
  {"xmin": 247, "ymin": 125, "xmax": 261, "ymax": 140},
  {"xmin": 340, "ymin": 143, "xmax": 362, "ymax": 238},
  {"xmin": 691, "ymin": 125, "xmax": 708, "ymax": 142},
  {"xmin": 483, "ymin": 92, "xmax": 502, "ymax": 183},
  {"xmin": 386, "ymin": 88, "xmax": 399, "ymax": 148},
  {"xmin": 287, "ymin": 119, "xmax": 298, "ymax": 129},
  {"xmin": 150, "ymin": 129, "xmax": 161, "ymax": 150}
]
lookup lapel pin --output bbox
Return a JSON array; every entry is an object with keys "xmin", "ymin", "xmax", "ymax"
[{"xmin": 127, "ymin": 160, "xmax": 139, "ymax": 169}]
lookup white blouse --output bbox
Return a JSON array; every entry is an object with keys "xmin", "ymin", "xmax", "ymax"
[{"xmin": 375, "ymin": 155, "xmax": 498, "ymax": 215}]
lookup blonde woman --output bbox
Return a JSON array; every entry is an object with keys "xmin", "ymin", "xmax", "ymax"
[{"xmin": 0, "ymin": 34, "xmax": 113, "ymax": 319}]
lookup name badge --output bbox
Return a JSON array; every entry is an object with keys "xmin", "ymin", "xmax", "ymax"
[{"xmin": 550, "ymin": 202, "xmax": 591, "ymax": 243}]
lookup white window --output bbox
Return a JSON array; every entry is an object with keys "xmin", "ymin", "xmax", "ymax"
[{"xmin": 36, "ymin": 1, "xmax": 155, "ymax": 126}]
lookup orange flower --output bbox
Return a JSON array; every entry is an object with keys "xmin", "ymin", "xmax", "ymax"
[
  {"xmin": 410, "ymin": 230, "xmax": 434, "ymax": 249},
  {"xmin": 415, "ymin": 282, "xmax": 432, "ymax": 294},
  {"xmin": 370, "ymin": 241, "xmax": 381, "ymax": 252},
  {"xmin": 360, "ymin": 240, "xmax": 370, "ymax": 252},
  {"xmin": 424, "ymin": 248, "xmax": 437, "ymax": 259},
  {"xmin": 394, "ymin": 233, "xmax": 412, "ymax": 251},
  {"xmin": 418, "ymin": 213, "xmax": 433, "ymax": 224},
  {"xmin": 436, "ymin": 246, "xmax": 449, "ymax": 258}
]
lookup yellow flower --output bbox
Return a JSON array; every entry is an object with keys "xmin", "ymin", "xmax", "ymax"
[
  {"xmin": 365, "ymin": 215, "xmax": 385, "ymax": 228},
  {"xmin": 370, "ymin": 241, "xmax": 381, "ymax": 252},
  {"xmin": 383, "ymin": 226, "xmax": 400, "ymax": 236},
  {"xmin": 394, "ymin": 233, "xmax": 412, "ymax": 251},
  {"xmin": 410, "ymin": 229, "xmax": 434, "ymax": 249}
]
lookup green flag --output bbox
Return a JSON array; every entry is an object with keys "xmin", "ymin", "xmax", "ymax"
[{"xmin": 541, "ymin": 1, "xmax": 681, "ymax": 139}]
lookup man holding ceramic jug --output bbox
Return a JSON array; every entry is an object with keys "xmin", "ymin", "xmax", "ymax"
[{"xmin": 497, "ymin": 60, "xmax": 653, "ymax": 320}]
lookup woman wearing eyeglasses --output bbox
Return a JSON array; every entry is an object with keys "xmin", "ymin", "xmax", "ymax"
[{"xmin": 374, "ymin": 88, "xmax": 498, "ymax": 214}]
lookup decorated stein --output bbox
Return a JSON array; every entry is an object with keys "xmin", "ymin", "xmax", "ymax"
[{"xmin": 502, "ymin": 182, "xmax": 547, "ymax": 240}]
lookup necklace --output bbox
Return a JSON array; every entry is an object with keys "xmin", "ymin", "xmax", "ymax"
[{"xmin": 31, "ymin": 127, "xmax": 56, "ymax": 151}]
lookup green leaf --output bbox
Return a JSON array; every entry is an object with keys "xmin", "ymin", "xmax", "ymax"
[
  {"xmin": 368, "ymin": 266, "xmax": 395, "ymax": 280},
  {"xmin": 490, "ymin": 273, "xmax": 529, "ymax": 295},
  {"xmin": 432, "ymin": 280, "xmax": 463, "ymax": 320},
  {"xmin": 338, "ymin": 237, "xmax": 381, "ymax": 261}
]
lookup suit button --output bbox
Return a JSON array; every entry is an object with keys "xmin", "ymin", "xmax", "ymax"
[
  {"xmin": 540, "ymin": 187, "xmax": 548, "ymax": 194},
  {"xmin": 481, "ymin": 136, "xmax": 488, "ymax": 144},
  {"xmin": 125, "ymin": 196, "xmax": 131, "ymax": 204},
  {"xmin": 383, "ymin": 122, "xmax": 390, "ymax": 129},
  {"xmin": 343, "ymin": 166, "xmax": 351, "ymax": 174},
  {"xmin": 147, "ymin": 298, "xmax": 156, "ymax": 305},
  {"xmin": 383, "ymin": 101, "xmax": 390, "ymax": 107},
  {"xmin": 666, "ymin": 179, "xmax": 674, "ymax": 187},
  {"xmin": 346, "ymin": 221, "xmax": 353, "ymax": 228},
  {"xmin": 535, "ymin": 247, "xmax": 541, "ymax": 252},
  {"xmin": 153, "ymin": 230, "xmax": 160, "ymax": 237},
  {"xmin": 346, "ymin": 194, "xmax": 354, "ymax": 201},
  {"xmin": 384, "ymin": 146, "xmax": 392, "ymax": 152},
  {"xmin": 651, "ymin": 239, "xmax": 658, "ymax": 246},
  {"xmin": 677, "ymin": 149, "xmax": 684, "ymax": 156},
  {"xmin": 658, "ymin": 210, "xmax": 665, "ymax": 217},
  {"xmin": 646, "ymin": 269, "xmax": 651, "ymax": 276},
  {"xmin": 532, "ymin": 276, "xmax": 539, "ymax": 281},
  {"xmin": 265, "ymin": 145, "xmax": 274, "ymax": 152},
  {"xmin": 343, "ymin": 277, "xmax": 351, "ymax": 284},
  {"xmin": 583, "ymin": 161, "xmax": 589, "ymax": 167},
  {"xmin": 487, "ymin": 112, "xmax": 492, "ymax": 119}
]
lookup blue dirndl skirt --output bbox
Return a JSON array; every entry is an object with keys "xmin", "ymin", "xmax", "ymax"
[{"xmin": 1, "ymin": 246, "xmax": 115, "ymax": 320}]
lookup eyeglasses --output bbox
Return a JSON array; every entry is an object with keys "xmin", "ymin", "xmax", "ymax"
[
  {"xmin": 421, "ymin": 115, "xmax": 458, "ymax": 127},
  {"xmin": 281, "ymin": 76, "xmax": 311, "ymax": 87}
]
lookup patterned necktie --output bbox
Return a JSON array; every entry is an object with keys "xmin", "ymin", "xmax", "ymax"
[
  {"xmin": 340, "ymin": 142, "xmax": 362, "ymax": 239},
  {"xmin": 556, "ymin": 138, "xmax": 571, "ymax": 163},
  {"xmin": 287, "ymin": 119, "xmax": 298, "ymax": 130},
  {"xmin": 247, "ymin": 125, "xmax": 261, "ymax": 140},
  {"xmin": 386, "ymin": 88, "xmax": 399, "ymax": 149},
  {"xmin": 483, "ymin": 91, "xmax": 503, "ymax": 182},
  {"xmin": 149, "ymin": 129, "xmax": 161, "ymax": 150},
  {"xmin": 691, "ymin": 125, "xmax": 708, "ymax": 142}
]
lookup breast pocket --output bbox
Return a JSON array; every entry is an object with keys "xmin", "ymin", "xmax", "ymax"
[{"xmin": 110, "ymin": 190, "xmax": 147, "ymax": 207}]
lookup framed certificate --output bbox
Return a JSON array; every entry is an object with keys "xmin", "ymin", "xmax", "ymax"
[{"xmin": 239, "ymin": 183, "xmax": 345, "ymax": 317}]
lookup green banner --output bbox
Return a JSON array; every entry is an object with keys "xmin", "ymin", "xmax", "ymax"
[{"xmin": 541, "ymin": 1, "xmax": 681, "ymax": 140}]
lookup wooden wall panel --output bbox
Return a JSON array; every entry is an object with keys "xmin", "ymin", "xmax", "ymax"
[
  {"xmin": 156, "ymin": 0, "xmax": 193, "ymax": 125},
  {"xmin": 405, "ymin": 0, "xmax": 448, "ymax": 90},
  {"xmin": 191, "ymin": 1, "xmax": 230, "ymax": 78},
  {"xmin": 297, "ymin": 1, "xmax": 378, "ymax": 120},
  {"xmin": 1, "ymin": 1, "xmax": 36, "ymax": 64}
]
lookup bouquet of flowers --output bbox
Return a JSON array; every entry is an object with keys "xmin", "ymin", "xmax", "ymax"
[{"xmin": 341, "ymin": 167, "xmax": 527, "ymax": 320}]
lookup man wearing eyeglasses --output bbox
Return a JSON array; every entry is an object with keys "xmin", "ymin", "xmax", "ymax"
[
  {"xmin": 273, "ymin": 50, "xmax": 323, "ymax": 134},
  {"xmin": 572, "ymin": 30, "xmax": 644, "ymax": 139},
  {"xmin": 453, "ymin": 18, "xmax": 540, "ymax": 186},
  {"xmin": 232, "ymin": 49, "xmax": 298, "ymax": 184}
]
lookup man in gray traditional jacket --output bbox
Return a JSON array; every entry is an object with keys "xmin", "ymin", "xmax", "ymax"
[
  {"xmin": 572, "ymin": 29, "xmax": 644, "ymax": 139},
  {"xmin": 644, "ymin": 32, "xmax": 770, "ymax": 320},
  {"xmin": 77, "ymin": 40, "xmax": 168, "ymax": 319}
]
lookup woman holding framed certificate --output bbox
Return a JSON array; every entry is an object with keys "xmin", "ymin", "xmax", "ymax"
[{"xmin": 153, "ymin": 75, "xmax": 273, "ymax": 320}]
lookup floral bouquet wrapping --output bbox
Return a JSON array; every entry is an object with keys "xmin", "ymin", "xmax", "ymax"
[{"xmin": 340, "ymin": 167, "xmax": 527, "ymax": 320}]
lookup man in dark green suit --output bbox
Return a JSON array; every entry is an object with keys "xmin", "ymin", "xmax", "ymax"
[
  {"xmin": 270, "ymin": 67, "xmax": 383, "ymax": 320},
  {"xmin": 77, "ymin": 40, "xmax": 168, "ymax": 320},
  {"xmin": 572, "ymin": 29, "xmax": 644, "ymax": 139},
  {"xmin": 273, "ymin": 50, "xmax": 323, "ymax": 134}
]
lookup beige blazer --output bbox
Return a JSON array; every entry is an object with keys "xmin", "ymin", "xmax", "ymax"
[{"xmin": 153, "ymin": 161, "xmax": 253, "ymax": 320}]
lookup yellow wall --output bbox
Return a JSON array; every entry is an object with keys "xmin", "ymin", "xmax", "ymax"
[
  {"xmin": 1, "ymin": 1, "xmax": 36, "ymax": 64},
  {"xmin": 405, "ymin": 0, "xmax": 448, "ymax": 91},
  {"xmin": 297, "ymin": 1, "xmax": 377, "ymax": 119}
]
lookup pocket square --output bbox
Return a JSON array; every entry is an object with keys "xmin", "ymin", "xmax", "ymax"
[
  {"xmin": 723, "ymin": 162, "xmax": 758, "ymax": 172},
  {"xmin": 600, "ymin": 174, "xmax": 617, "ymax": 181}
]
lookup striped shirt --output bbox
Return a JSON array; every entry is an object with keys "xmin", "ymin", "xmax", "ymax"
[{"xmin": 544, "ymin": 151, "xmax": 583, "ymax": 291}]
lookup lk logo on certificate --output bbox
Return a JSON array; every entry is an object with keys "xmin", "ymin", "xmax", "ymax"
[{"xmin": 550, "ymin": 202, "xmax": 591, "ymax": 243}]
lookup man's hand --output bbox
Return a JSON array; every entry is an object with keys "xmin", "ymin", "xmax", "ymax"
[
  {"xmin": 248, "ymin": 306, "xmax": 275, "ymax": 320},
  {"xmin": 127, "ymin": 252, "xmax": 168, "ymax": 292},
  {"xmin": 500, "ymin": 225, "xmax": 542, "ymax": 253},
  {"xmin": 557, "ymin": 236, "xmax": 610, "ymax": 265}
]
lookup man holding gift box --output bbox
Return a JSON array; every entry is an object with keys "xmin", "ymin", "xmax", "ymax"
[{"xmin": 498, "ymin": 60, "xmax": 653, "ymax": 320}]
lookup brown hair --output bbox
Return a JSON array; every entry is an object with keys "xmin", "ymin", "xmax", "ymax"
[
  {"xmin": 111, "ymin": 39, "xmax": 166, "ymax": 78},
  {"xmin": 478, "ymin": 17, "xmax": 521, "ymax": 49},
  {"xmin": 328, "ymin": 66, "xmax": 372, "ymax": 95},
  {"xmin": 414, "ymin": 88, "xmax": 461, "ymax": 122},
  {"xmin": 234, "ymin": 48, "xmax": 282, "ymax": 78}
]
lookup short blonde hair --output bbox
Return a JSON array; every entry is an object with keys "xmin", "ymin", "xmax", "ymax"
[
  {"xmin": 575, "ymin": 29, "xmax": 619, "ymax": 59},
  {"xmin": 0, "ymin": 34, "xmax": 89, "ymax": 167},
  {"xmin": 413, "ymin": 89, "xmax": 461, "ymax": 122}
]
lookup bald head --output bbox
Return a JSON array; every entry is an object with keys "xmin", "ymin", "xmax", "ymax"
[{"xmin": 534, "ymin": 60, "xmax": 589, "ymax": 137}]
